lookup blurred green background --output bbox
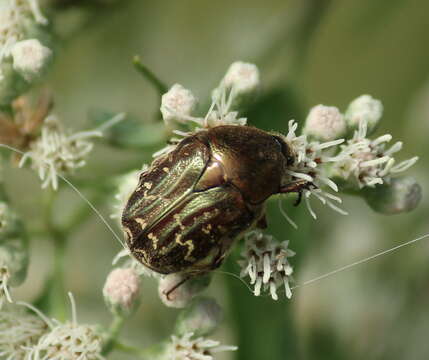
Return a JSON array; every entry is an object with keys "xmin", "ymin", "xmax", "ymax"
[{"xmin": 7, "ymin": 0, "xmax": 429, "ymax": 359}]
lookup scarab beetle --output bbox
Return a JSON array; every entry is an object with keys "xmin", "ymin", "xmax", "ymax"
[{"xmin": 122, "ymin": 125, "xmax": 310, "ymax": 277}]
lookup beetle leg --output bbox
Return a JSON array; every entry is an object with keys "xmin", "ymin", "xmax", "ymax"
[
  {"xmin": 163, "ymin": 274, "xmax": 192, "ymax": 300},
  {"xmin": 256, "ymin": 214, "xmax": 268, "ymax": 229},
  {"xmin": 279, "ymin": 180, "xmax": 317, "ymax": 206}
]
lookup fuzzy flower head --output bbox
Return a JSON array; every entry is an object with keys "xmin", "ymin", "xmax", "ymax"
[
  {"xmin": 103, "ymin": 267, "xmax": 141, "ymax": 315},
  {"xmin": 0, "ymin": 303, "xmax": 48, "ymax": 360},
  {"xmin": 0, "ymin": 0, "xmax": 47, "ymax": 80},
  {"xmin": 331, "ymin": 120, "xmax": 419, "ymax": 189},
  {"xmin": 239, "ymin": 231, "xmax": 295, "ymax": 300},
  {"xmin": 28, "ymin": 293, "xmax": 104, "ymax": 360},
  {"xmin": 303, "ymin": 104, "xmax": 346, "ymax": 142},
  {"xmin": 345, "ymin": 94, "xmax": 383, "ymax": 134},
  {"xmin": 167, "ymin": 332, "xmax": 237, "ymax": 360},
  {"xmin": 19, "ymin": 113, "xmax": 124, "ymax": 190},
  {"xmin": 221, "ymin": 61, "xmax": 260, "ymax": 95},
  {"xmin": 11, "ymin": 38, "xmax": 52, "ymax": 81},
  {"xmin": 160, "ymin": 84, "xmax": 198, "ymax": 125},
  {"xmin": 19, "ymin": 115, "xmax": 101, "ymax": 190}
]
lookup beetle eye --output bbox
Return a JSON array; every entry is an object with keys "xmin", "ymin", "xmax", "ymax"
[{"xmin": 273, "ymin": 135, "xmax": 294, "ymax": 165}]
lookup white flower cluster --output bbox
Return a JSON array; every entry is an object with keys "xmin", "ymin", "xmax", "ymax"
[
  {"xmin": 332, "ymin": 120, "xmax": 419, "ymax": 188},
  {"xmin": 168, "ymin": 332, "xmax": 237, "ymax": 360},
  {"xmin": 238, "ymin": 231, "xmax": 295, "ymax": 300},
  {"xmin": 156, "ymin": 61, "xmax": 257, "ymax": 158},
  {"xmin": 0, "ymin": 304, "xmax": 47, "ymax": 360},
  {"xmin": 29, "ymin": 321, "xmax": 104, "ymax": 360},
  {"xmin": 19, "ymin": 113, "xmax": 125, "ymax": 190},
  {"xmin": 0, "ymin": 294, "xmax": 104, "ymax": 360},
  {"xmin": 0, "ymin": 0, "xmax": 48, "ymax": 80},
  {"xmin": 282, "ymin": 120, "xmax": 348, "ymax": 219},
  {"xmin": 27, "ymin": 293, "xmax": 104, "ymax": 360},
  {"xmin": 19, "ymin": 115, "xmax": 101, "ymax": 190},
  {"xmin": 304, "ymin": 104, "xmax": 346, "ymax": 142}
]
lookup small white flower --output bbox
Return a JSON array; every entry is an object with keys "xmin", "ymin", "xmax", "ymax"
[
  {"xmin": 154, "ymin": 62, "xmax": 253, "ymax": 159},
  {"xmin": 345, "ymin": 94, "xmax": 383, "ymax": 133},
  {"xmin": 303, "ymin": 104, "xmax": 346, "ymax": 141},
  {"xmin": 19, "ymin": 113, "xmax": 124, "ymax": 190},
  {"xmin": 239, "ymin": 231, "xmax": 295, "ymax": 300},
  {"xmin": 332, "ymin": 120, "xmax": 418, "ymax": 189},
  {"xmin": 0, "ymin": 0, "xmax": 47, "ymax": 80},
  {"xmin": 0, "ymin": 303, "xmax": 48, "ymax": 360},
  {"xmin": 103, "ymin": 267, "xmax": 141, "ymax": 314},
  {"xmin": 168, "ymin": 332, "xmax": 237, "ymax": 360},
  {"xmin": 27, "ymin": 293, "xmax": 105, "ymax": 360},
  {"xmin": 221, "ymin": 61, "xmax": 260, "ymax": 95},
  {"xmin": 161, "ymin": 84, "xmax": 198, "ymax": 125},
  {"xmin": 11, "ymin": 39, "xmax": 52, "ymax": 81},
  {"xmin": 280, "ymin": 120, "xmax": 348, "ymax": 219}
]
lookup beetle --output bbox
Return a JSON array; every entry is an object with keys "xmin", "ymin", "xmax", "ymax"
[{"xmin": 121, "ymin": 125, "xmax": 311, "ymax": 281}]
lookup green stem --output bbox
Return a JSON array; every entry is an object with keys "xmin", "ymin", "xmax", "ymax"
[
  {"xmin": 101, "ymin": 315, "xmax": 126, "ymax": 356},
  {"xmin": 133, "ymin": 55, "xmax": 168, "ymax": 95},
  {"xmin": 43, "ymin": 188, "xmax": 68, "ymax": 321},
  {"xmin": 112, "ymin": 341, "xmax": 149, "ymax": 359}
]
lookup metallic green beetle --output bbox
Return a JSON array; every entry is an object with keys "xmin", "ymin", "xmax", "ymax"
[{"xmin": 122, "ymin": 125, "xmax": 309, "ymax": 276}]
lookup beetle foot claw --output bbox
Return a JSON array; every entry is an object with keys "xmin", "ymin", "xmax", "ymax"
[{"xmin": 280, "ymin": 180, "xmax": 317, "ymax": 206}]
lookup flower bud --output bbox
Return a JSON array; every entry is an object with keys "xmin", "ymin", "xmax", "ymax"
[
  {"xmin": 103, "ymin": 267, "xmax": 141, "ymax": 316},
  {"xmin": 160, "ymin": 84, "xmax": 197, "ymax": 125},
  {"xmin": 222, "ymin": 61, "xmax": 260, "ymax": 96},
  {"xmin": 158, "ymin": 273, "xmax": 211, "ymax": 309},
  {"xmin": 213, "ymin": 61, "xmax": 260, "ymax": 111},
  {"xmin": 303, "ymin": 104, "xmax": 346, "ymax": 141},
  {"xmin": 175, "ymin": 297, "xmax": 223, "ymax": 337},
  {"xmin": 363, "ymin": 176, "xmax": 422, "ymax": 215},
  {"xmin": 345, "ymin": 95, "xmax": 383, "ymax": 135},
  {"xmin": 11, "ymin": 39, "xmax": 52, "ymax": 82}
]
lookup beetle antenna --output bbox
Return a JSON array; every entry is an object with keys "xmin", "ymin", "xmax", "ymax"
[
  {"xmin": 213, "ymin": 270, "xmax": 255, "ymax": 294},
  {"xmin": 0, "ymin": 143, "xmax": 127, "ymax": 250},
  {"xmin": 291, "ymin": 232, "xmax": 429, "ymax": 291}
]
